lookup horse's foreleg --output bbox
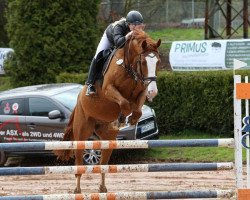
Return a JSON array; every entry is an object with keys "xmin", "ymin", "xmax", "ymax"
[
  {"xmin": 129, "ymin": 91, "xmax": 146, "ymax": 125},
  {"xmin": 129, "ymin": 109, "xmax": 142, "ymax": 125},
  {"xmin": 103, "ymin": 85, "xmax": 131, "ymax": 116}
]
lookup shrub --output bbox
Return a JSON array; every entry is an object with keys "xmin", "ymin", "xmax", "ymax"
[{"xmin": 56, "ymin": 72, "xmax": 87, "ymax": 84}]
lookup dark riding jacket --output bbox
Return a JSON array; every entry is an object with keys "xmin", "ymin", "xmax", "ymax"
[{"xmin": 105, "ymin": 18, "xmax": 130, "ymax": 48}]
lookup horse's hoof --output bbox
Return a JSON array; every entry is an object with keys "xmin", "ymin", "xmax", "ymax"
[
  {"xmin": 74, "ymin": 188, "xmax": 81, "ymax": 194},
  {"xmin": 120, "ymin": 100, "xmax": 131, "ymax": 116},
  {"xmin": 128, "ymin": 116, "xmax": 139, "ymax": 125},
  {"xmin": 99, "ymin": 185, "xmax": 107, "ymax": 193}
]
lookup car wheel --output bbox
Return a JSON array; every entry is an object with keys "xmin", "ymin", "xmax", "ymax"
[
  {"xmin": 0, "ymin": 151, "xmax": 7, "ymax": 166},
  {"xmin": 83, "ymin": 149, "xmax": 101, "ymax": 165},
  {"xmin": 82, "ymin": 135, "xmax": 102, "ymax": 165}
]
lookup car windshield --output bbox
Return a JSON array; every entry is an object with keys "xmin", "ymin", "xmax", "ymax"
[{"xmin": 52, "ymin": 86, "xmax": 82, "ymax": 111}]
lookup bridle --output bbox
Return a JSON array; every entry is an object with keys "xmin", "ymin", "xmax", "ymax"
[
  {"xmin": 133, "ymin": 52, "xmax": 158, "ymax": 85},
  {"xmin": 115, "ymin": 34, "xmax": 158, "ymax": 87}
]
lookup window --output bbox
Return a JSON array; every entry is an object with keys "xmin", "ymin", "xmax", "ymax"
[
  {"xmin": 52, "ymin": 87, "xmax": 82, "ymax": 111},
  {"xmin": 29, "ymin": 97, "xmax": 58, "ymax": 117},
  {"xmin": 0, "ymin": 98, "xmax": 24, "ymax": 116}
]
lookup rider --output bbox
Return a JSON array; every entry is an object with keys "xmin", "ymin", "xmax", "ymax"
[{"xmin": 85, "ymin": 10, "xmax": 145, "ymax": 96}]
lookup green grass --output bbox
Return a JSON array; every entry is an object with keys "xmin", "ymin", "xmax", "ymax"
[
  {"xmin": 147, "ymin": 28, "xmax": 205, "ymax": 51},
  {"xmin": 148, "ymin": 28, "xmax": 204, "ymax": 42},
  {"xmin": 143, "ymin": 144, "xmax": 236, "ymax": 163},
  {"xmin": 126, "ymin": 131, "xmax": 245, "ymax": 163}
]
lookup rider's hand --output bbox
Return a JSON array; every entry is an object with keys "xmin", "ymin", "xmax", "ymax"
[{"xmin": 125, "ymin": 31, "xmax": 133, "ymax": 40}]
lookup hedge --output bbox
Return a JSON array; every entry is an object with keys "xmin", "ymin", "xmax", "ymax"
[
  {"xmin": 149, "ymin": 71, "xmax": 234, "ymax": 136},
  {"xmin": 57, "ymin": 70, "xmax": 250, "ymax": 137}
]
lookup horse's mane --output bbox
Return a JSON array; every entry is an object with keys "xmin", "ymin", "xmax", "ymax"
[{"xmin": 131, "ymin": 30, "xmax": 159, "ymax": 51}]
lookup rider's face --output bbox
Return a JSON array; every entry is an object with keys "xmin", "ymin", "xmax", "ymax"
[{"xmin": 129, "ymin": 24, "xmax": 145, "ymax": 31}]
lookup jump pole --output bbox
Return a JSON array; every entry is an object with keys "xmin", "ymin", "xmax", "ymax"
[
  {"xmin": 0, "ymin": 162, "xmax": 233, "ymax": 176},
  {"xmin": 0, "ymin": 138, "xmax": 234, "ymax": 151},
  {"xmin": 0, "ymin": 190, "xmax": 234, "ymax": 200}
]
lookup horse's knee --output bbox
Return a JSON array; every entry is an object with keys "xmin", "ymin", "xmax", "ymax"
[{"xmin": 120, "ymin": 99, "xmax": 131, "ymax": 116}]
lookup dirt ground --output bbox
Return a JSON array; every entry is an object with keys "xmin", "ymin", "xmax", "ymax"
[
  {"xmin": 0, "ymin": 156, "xmax": 237, "ymax": 200},
  {"xmin": 0, "ymin": 170, "xmax": 236, "ymax": 199}
]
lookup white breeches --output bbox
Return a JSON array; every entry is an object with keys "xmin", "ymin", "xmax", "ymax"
[{"xmin": 94, "ymin": 31, "xmax": 111, "ymax": 59}]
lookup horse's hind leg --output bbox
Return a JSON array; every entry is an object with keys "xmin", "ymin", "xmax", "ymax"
[
  {"xmin": 74, "ymin": 149, "xmax": 83, "ymax": 194},
  {"xmin": 95, "ymin": 123, "xmax": 119, "ymax": 192},
  {"xmin": 73, "ymin": 108, "xmax": 95, "ymax": 193}
]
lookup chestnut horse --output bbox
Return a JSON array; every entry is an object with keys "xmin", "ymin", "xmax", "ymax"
[{"xmin": 55, "ymin": 30, "xmax": 161, "ymax": 193}]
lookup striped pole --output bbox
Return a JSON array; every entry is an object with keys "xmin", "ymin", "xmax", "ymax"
[
  {"xmin": 0, "ymin": 138, "xmax": 234, "ymax": 151},
  {"xmin": 0, "ymin": 190, "xmax": 234, "ymax": 200},
  {"xmin": 0, "ymin": 162, "xmax": 233, "ymax": 176}
]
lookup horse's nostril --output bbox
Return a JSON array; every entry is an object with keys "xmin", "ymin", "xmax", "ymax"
[{"xmin": 149, "ymin": 90, "xmax": 156, "ymax": 94}]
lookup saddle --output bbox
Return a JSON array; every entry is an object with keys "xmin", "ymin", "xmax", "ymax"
[{"xmin": 95, "ymin": 48, "xmax": 116, "ymax": 83}]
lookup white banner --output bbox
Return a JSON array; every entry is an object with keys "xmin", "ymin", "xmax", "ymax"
[
  {"xmin": 0, "ymin": 48, "xmax": 14, "ymax": 75},
  {"xmin": 169, "ymin": 39, "xmax": 250, "ymax": 71}
]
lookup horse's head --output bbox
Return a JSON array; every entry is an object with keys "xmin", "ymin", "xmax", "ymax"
[{"xmin": 128, "ymin": 30, "xmax": 161, "ymax": 102}]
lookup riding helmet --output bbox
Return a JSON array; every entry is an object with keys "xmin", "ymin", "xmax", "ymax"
[{"xmin": 126, "ymin": 10, "xmax": 143, "ymax": 25}]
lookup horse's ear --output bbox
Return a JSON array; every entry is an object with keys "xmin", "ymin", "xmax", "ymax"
[
  {"xmin": 156, "ymin": 39, "xmax": 161, "ymax": 48},
  {"xmin": 142, "ymin": 40, "xmax": 147, "ymax": 50}
]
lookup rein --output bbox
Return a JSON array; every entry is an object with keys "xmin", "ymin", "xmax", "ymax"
[{"xmin": 115, "ymin": 34, "xmax": 158, "ymax": 86}]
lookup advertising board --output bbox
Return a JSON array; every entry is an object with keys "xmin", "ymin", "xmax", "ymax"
[{"xmin": 170, "ymin": 39, "xmax": 250, "ymax": 71}]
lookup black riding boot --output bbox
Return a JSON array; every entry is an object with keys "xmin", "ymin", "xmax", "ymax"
[{"xmin": 86, "ymin": 58, "xmax": 98, "ymax": 96}]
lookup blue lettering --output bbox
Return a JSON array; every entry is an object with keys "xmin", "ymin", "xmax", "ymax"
[
  {"xmin": 242, "ymin": 116, "xmax": 250, "ymax": 132},
  {"xmin": 201, "ymin": 42, "xmax": 207, "ymax": 53},
  {"xmin": 174, "ymin": 43, "xmax": 181, "ymax": 52},
  {"xmin": 181, "ymin": 43, "xmax": 186, "ymax": 53},
  {"xmin": 174, "ymin": 42, "xmax": 207, "ymax": 53}
]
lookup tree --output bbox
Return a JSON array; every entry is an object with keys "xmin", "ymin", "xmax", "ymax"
[
  {"xmin": 0, "ymin": 0, "xmax": 8, "ymax": 46},
  {"xmin": 5, "ymin": 0, "xmax": 100, "ymax": 87}
]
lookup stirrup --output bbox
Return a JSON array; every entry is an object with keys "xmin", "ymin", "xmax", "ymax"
[{"xmin": 86, "ymin": 84, "xmax": 96, "ymax": 96}]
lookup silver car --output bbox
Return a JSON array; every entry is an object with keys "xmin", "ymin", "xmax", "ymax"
[{"xmin": 0, "ymin": 83, "xmax": 159, "ymax": 165}]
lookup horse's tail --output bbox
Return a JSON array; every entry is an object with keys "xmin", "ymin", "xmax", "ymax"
[{"xmin": 54, "ymin": 107, "xmax": 75, "ymax": 161}]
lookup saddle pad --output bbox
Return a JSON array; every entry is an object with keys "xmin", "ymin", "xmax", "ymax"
[{"xmin": 102, "ymin": 49, "xmax": 118, "ymax": 76}]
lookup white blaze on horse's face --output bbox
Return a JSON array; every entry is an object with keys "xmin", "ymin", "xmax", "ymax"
[{"xmin": 145, "ymin": 53, "xmax": 158, "ymax": 102}]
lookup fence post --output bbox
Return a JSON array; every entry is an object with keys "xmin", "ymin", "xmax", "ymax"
[{"xmin": 234, "ymin": 74, "xmax": 243, "ymax": 188}]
